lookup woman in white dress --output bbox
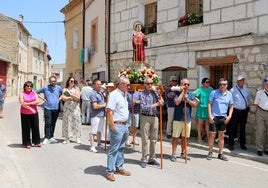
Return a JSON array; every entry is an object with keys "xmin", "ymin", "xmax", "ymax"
[{"xmin": 60, "ymin": 76, "xmax": 82, "ymax": 144}]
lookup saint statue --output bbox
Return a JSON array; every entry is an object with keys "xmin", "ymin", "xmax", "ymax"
[{"xmin": 132, "ymin": 21, "xmax": 148, "ymax": 63}]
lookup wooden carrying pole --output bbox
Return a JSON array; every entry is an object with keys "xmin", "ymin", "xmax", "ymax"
[
  {"xmin": 184, "ymin": 99, "xmax": 187, "ymax": 163},
  {"xmin": 158, "ymin": 86, "xmax": 163, "ymax": 169},
  {"xmin": 131, "ymin": 92, "xmax": 135, "ymax": 147}
]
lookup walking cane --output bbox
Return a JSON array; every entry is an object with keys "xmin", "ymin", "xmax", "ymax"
[
  {"xmin": 104, "ymin": 88, "xmax": 109, "ymax": 151},
  {"xmin": 159, "ymin": 86, "xmax": 163, "ymax": 169},
  {"xmin": 131, "ymin": 92, "xmax": 135, "ymax": 147},
  {"xmin": 184, "ymin": 98, "xmax": 187, "ymax": 164}
]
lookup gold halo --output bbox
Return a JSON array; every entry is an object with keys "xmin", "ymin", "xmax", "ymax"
[{"xmin": 133, "ymin": 20, "xmax": 143, "ymax": 30}]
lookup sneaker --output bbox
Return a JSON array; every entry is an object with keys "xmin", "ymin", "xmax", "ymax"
[
  {"xmin": 42, "ymin": 138, "xmax": 49, "ymax": 145},
  {"xmin": 218, "ymin": 154, "xmax": 228, "ymax": 161},
  {"xmin": 140, "ymin": 161, "xmax": 147, "ymax": 168},
  {"xmin": 96, "ymin": 144, "xmax": 104, "ymax": 150},
  {"xmin": 49, "ymin": 138, "xmax": 58, "ymax": 143},
  {"xmin": 76, "ymin": 137, "xmax": 82, "ymax": 144},
  {"xmin": 89, "ymin": 146, "xmax": 98, "ymax": 153},
  {"xmin": 26, "ymin": 145, "xmax": 31, "ymax": 149},
  {"xmin": 180, "ymin": 153, "xmax": 191, "ymax": 160},
  {"xmin": 148, "ymin": 159, "xmax": 160, "ymax": 166},
  {"xmin": 62, "ymin": 139, "xmax": 70, "ymax": 144},
  {"xmin": 170, "ymin": 154, "xmax": 177, "ymax": 162},
  {"xmin": 206, "ymin": 152, "xmax": 213, "ymax": 160}
]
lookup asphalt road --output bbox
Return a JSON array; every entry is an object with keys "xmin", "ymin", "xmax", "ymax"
[{"xmin": 0, "ymin": 97, "xmax": 268, "ymax": 188}]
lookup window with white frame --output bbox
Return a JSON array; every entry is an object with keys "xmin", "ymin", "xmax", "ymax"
[{"xmin": 72, "ymin": 29, "xmax": 79, "ymax": 49}]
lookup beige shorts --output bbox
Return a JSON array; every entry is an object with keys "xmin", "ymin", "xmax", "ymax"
[{"xmin": 172, "ymin": 121, "xmax": 191, "ymax": 138}]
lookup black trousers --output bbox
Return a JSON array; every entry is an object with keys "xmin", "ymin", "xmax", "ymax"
[
  {"xmin": 228, "ymin": 108, "xmax": 248, "ymax": 147},
  {"xmin": 20, "ymin": 113, "xmax": 40, "ymax": 146}
]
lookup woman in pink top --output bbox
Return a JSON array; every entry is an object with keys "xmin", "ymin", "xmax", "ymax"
[{"xmin": 19, "ymin": 81, "xmax": 41, "ymax": 149}]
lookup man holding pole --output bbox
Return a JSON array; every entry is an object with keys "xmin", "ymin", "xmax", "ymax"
[
  {"xmin": 170, "ymin": 78, "xmax": 197, "ymax": 162},
  {"xmin": 140, "ymin": 77, "xmax": 164, "ymax": 168}
]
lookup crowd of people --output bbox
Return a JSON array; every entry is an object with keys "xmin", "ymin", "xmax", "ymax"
[{"xmin": 1, "ymin": 73, "xmax": 267, "ymax": 181}]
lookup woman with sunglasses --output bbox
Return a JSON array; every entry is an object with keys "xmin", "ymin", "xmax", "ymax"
[
  {"xmin": 60, "ymin": 76, "xmax": 82, "ymax": 144},
  {"xmin": 194, "ymin": 78, "xmax": 213, "ymax": 144},
  {"xmin": 19, "ymin": 81, "xmax": 41, "ymax": 149}
]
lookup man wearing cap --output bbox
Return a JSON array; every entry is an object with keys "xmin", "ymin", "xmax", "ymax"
[
  {"xmin": 227, "ymin": 75, "xmax": 252, "ymax": 151},
  {"xmin": 254, "ymin": 76, "xmax": 268, "ymax": 156},
  {"xmin": 0, "ymin": 78, "xmax": 7, "ymax": 118}
]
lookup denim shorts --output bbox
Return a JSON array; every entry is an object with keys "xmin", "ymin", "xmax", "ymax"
[{"xmin": 209, "ymin": 116, "xmax": 226, "ymax": 133}]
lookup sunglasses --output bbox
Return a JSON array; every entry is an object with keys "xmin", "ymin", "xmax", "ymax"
[
  {"xmin": 70, "ymin": 80, "xmax": 75, "ymax": 83},
  {"xmin": 26, "ymin": 85, "xmax": 32, "ymax": 88},
  {"xmin": 146, "ymin": 82, "xmax": 153, "ymax": 85},
  {"xmin": 50, "ymin": 80, "xmax": 56, "ymax": 83},
  {"xmin": 184, "ymin": 83, "xmax": 190, "ymax": 86},
  {"xmin": 219, "ymin": 83, "xmax": 227, "ymax": 86},
  {"xmin": 172, "ymin": 80, "xmax": 178, "ymax": 82}
]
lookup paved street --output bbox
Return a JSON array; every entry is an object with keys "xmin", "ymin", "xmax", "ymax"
[{"xmin": 1, "ymin": 97, "xmax": 268, "ymax": 188}]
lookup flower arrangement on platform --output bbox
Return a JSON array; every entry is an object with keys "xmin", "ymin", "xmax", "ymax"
[{"xmin": 118, "ymin": 66, "xmax": 160, "ymax": 84}]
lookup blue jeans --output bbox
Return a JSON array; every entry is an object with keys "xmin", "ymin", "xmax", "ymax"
[
  {"xmin": 44, "ymin": 108, "xmax": 59, "ymax": 139},
  {"xmin": 106, "ymin": 124, "xmax": 128, "ymax": 174}
]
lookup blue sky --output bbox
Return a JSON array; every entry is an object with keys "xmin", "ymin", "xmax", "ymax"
[{"xmin": 0, "ymin": 0, "xmax": 68, "ymax": 64}]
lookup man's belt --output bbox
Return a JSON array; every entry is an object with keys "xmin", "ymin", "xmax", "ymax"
[
  {"xmin": 114, "ymin": 121, "xmax": 127, "ymax": 125},
  {"xmin": 258, "ymin": 106, "xmax": 268, "ymax": 112},
  {"xmin": 141, "ymin": 113, "xmax": 157, "ymax": 117}
]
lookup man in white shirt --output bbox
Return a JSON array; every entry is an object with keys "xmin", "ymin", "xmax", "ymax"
[{"xmin": 254, "ymin": 76, "xmax": 268, "ymax": 156}]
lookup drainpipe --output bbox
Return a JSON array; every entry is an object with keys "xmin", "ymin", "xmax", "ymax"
[
  {"xmin": 107, "ymin": 0, "xmax": 111, "ymax": 82},
  {"xmin": 82, "ymin": 0, "xmax": 85, "ymax": 78}
]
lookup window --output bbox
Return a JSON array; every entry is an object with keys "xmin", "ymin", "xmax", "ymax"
[
  {"xmin": 179, "ymin": 0, "xmax": 203, "ymax": 27},
  {"xmin": 210, "ymin": 65, "xmax": 233, "ymax": 89},
  {"xmin": 186, "ymin": 0, "xmax": 203, "ymax": 15},
  {"xmin": 91, "ymin": 18, "xmax": 98, "ymax": 53},
  {"xmin": 143, "ymin": 2, "xmax": 157, "ymax": 35}
]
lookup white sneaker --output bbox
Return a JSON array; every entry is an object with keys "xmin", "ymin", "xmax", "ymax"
[
  {"xmin": 76, "ymin": 137, "xmax": 82, "ymax": 144},
  {"xmin": 42, "ymin": 138, "xmax": 49, "ymax": 145},
  {"xmin": 62, "ymin": 139, "xmax": 70, "ymax": 144},
  {"xmin": 49, "ymin": 138, "xmax": 58, "ymax": 143},
  {"xmin": 89, "ymin": 146, "xmax": 98, "ymax": 153}
]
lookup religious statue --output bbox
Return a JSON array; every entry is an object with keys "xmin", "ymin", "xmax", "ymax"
[{"xmin": 132, "ymin": 21, "xmax": 148, "ymax": 63}]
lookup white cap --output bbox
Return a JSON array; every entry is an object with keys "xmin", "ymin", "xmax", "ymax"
[{"xmin": 237, "ymin": 75, "xmax": 245, "ymax": 81}]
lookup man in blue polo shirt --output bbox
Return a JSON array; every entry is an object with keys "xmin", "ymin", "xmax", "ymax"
[
  {"xmin": 207, "ymin": 78, "xmax": 233, "ymax": 161},
  {"xmin": 36, "ymin": 76, "xmax": 62, "ymax": 144}
]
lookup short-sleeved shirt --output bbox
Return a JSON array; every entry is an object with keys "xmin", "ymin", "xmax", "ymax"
[
  {"xmin": 127, "ymin": 91, "xmax": 140, "ymax": 114},
  {"xmin": 81, "ymin": 86, "xmax": 93, "ymax": 101},
  {"xmin": 209, "ymin": 89, "xmax": 233, "ymax": 117},
  {"xmin": 254, "ymin": 89, "xmax": 268, "ymax": 110},
  {"xmin": 165, "ymin": 85, "xmax": 176, "ymax": 108},
  {"xmin": 173, "ymin": 91, "xmax": 195, "ymax": 122},
  {"xmin": 36, "ymin": 85, "xmax": 62, "ymax": 110},
  {"xmin": 90, "ymin": 90, "xmax": 106, "ymax": 117},
  {"xmin": 194, "ymin": 87, "xmax": 213, "ymax": 108},
  {"xmin": 230, "ymin": 85, "xmax": 251, "ymax": 110},
  {"xmin": 107, "ymin": 88, "xmax": 129, "ymax": 122},
  {"xmin": 140, "ymin": 90, "xmax": 160, "ymax": 116}
]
